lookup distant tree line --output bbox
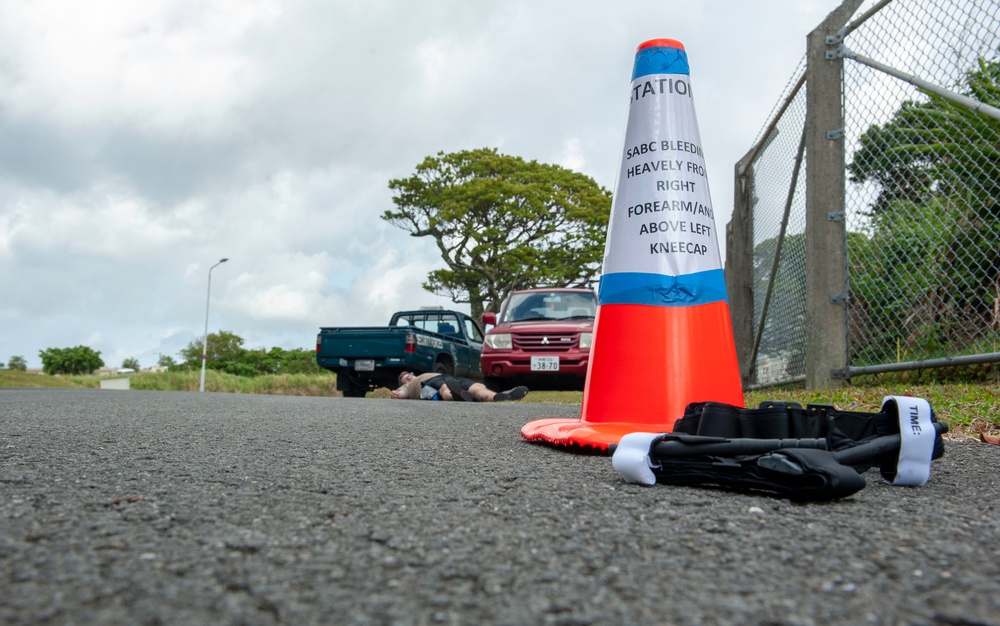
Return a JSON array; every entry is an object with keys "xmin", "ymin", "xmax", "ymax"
[
  {"xmin": 23, "ymin": 331, "xmax": 323, "ymax": 377},
  {"xmin": 176, "ymin": 330, "xmax": 323, "ymax": 377}
]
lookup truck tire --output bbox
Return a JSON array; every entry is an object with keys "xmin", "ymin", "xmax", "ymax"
[{"xmin": 432, "ymin": 359, "xmax": 453, "ymax": 377}]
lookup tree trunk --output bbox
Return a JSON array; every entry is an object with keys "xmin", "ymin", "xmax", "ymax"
[{"xmin": 469, "ymin": 288, "xmax": 486, "ymax": 323}]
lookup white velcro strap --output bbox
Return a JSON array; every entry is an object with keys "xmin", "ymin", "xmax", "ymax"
[
  {"xmin": 882, "ymin": 396, "xmax": 935, "ymax": 486},
  {"xmin": 612, "ymin": 432, "xmax": 663, "ymax": 486}
]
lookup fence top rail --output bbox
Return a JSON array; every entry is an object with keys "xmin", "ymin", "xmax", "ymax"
[
  {"xmin": 837, "ymin": 46, "xmax": 1000, "ymax": 122},
  {"xmin": 738, "ymin": 72, "xmax": 805, "ymax": 177},
  {"xmin": 826, "ymin": 0, "xmax": 892, "ymax": 44}
]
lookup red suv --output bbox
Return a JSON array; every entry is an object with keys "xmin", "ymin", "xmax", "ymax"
[{"xmin": 480, "ymin": 288, "xmax": 596, "ymax": 391}]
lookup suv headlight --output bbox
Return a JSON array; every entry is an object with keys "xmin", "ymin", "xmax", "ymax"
[
  {"xmin": 485, "ymin": 333, "xmax": 512, "ymax": 350},
  {"xmin": 579, "ymin": 332, "xmax": 593, "ymax": 349}
]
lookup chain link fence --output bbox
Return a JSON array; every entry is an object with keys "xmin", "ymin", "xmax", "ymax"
[
  {"xmin": 728, "ymin": 0, "xmax": 1000, "ymax": 388},
  {"xmin": 742, "ymin": 61, "xmax": 809, "ymax": 385}
]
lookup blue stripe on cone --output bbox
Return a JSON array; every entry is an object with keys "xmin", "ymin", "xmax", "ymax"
[
  {"xmin": 598, "ymin": 268, "xmax": 728, "ymax": 307},
  {"xmin": 632, "ymin": 46, "xmax": 689, "ymax": 80}
]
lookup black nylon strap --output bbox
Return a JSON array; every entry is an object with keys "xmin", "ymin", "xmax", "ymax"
[
  {"xmin": 645, "ymin": 446, "xmax": 868, "ymax": 501},
  {"xmin": 624, "ymin": 401, "xmax": 949, "ymax": 501},
  {"xmin": 671, "ymin": 401, "xmax": 904, "ymax": 469}
]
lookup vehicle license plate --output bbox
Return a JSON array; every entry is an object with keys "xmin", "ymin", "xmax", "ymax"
[
  {"xmin": 354, "ymin": 359, "xmax": 375, "ymax": 371},
  {"xmin": 530, "ymin": 356, "xmax": 560, "ymax": 371}
]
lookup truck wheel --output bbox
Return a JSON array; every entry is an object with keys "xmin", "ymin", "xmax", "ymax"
[{"xmin": 432, "ymin": 360, "xmax": 453, "ymax": 376}]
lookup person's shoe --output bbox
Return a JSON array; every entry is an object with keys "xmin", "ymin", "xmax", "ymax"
[
  {"xmin": 494, "ymin": 386, "xmax": 529, "ymax": 402},
  {"xmin": 444, "ymin": 378, "xmax": 474, "ymax": 402}
]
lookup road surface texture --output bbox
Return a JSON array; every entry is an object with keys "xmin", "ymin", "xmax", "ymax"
[{"xmin": 1, "ymin": 389, "xmax": 998, "ymax": 625}]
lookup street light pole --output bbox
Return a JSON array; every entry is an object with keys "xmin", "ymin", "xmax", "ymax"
[{"xmin": 200, "ymin": 258, "xmax": 229, "ymax": 392}]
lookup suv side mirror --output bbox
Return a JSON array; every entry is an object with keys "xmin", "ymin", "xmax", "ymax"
[{"xmin": 482, "ymin": 312, "xmax": 497, "ymax": 326}]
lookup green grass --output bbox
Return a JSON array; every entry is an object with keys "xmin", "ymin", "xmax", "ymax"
[
  {"xmin": 1, "ymin": 370, "xmax": 994, "ymax": 436},
  {"xmin": 745, "ymin": 383, "xmax": 997, "ymax": 437},
  {"xmin": 0, "ymin": 369, "xmax": 341, "ymax": 395},
  {"xmin": 82, "ymin": 370, "xmax": 341, "ymax": 395},
  {"xmin": 0, "ymin": 370, "xmax": 88, "ymax": 389},
  {"xmin": 522, "ymin": 386, "xmax": 997, "ymax": 436}
]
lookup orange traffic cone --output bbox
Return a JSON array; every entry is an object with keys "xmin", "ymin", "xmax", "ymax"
[{"xmin": 522, "ymin": 38, "xmax": 743, "ymax": 450}]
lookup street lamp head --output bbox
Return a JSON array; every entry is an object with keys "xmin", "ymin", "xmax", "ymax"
[{"xmin": 220, "ymin": 258, "xmax": 229, "ymax": 263}]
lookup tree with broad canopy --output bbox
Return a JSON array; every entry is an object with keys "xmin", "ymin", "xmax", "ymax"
[
  {"xmin": 39, "ymin": 346, "xmax": 104, "ymax": 375},
  {"xmin": 383, "ymin": 148, "xmax": 611, "ymax": 320}
]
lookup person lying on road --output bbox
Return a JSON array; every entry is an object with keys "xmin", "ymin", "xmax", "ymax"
[{"xmin": 391, "ymin": 371, "xmax": 528, "ymax": 402}]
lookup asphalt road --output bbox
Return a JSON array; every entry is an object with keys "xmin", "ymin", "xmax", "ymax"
[{"xmin": 1, "ymin": 388, "xmax": 998, "ymax": 625}]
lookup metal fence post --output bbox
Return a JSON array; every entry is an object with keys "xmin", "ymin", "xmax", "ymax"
[
  {"xmin": 726, "ymin": 156, "xmax": 755, "ymax": 386},
  {"xmin": 804, "ymin": 0, "xmax": 860, "ymax": 389}
]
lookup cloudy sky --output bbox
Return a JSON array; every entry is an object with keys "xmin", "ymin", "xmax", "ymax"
[{"xmin": 1, "ymin": 0, "xmax": 846, "ymax": 370}]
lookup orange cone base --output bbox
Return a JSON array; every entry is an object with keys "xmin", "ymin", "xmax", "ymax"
[
  {"xmin": 520, "ymin": 418, "xmax": 658, "ymax": 451},
  {"xmin": 521, "ymin": 302, "xmax": 744, "ymax": 451}
]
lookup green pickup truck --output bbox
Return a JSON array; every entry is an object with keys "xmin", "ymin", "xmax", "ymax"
[{"xmin": 316, "ymin": 309, "xmax": 485, "ymax": 397}]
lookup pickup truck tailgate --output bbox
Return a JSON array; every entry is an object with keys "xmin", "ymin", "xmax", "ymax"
[{"xmin": 318, "ymin": 327, "xmax": 407, "ymax": 359}]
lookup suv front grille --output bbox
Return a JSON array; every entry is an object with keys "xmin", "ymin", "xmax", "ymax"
[{"xmin": 513, "ymin": 332, "xmax": 578, "ymax": 352}]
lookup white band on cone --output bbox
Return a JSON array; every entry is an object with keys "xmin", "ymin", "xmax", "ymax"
[{"xmin": 600, "ymin": 40, "xmax": 725, "ymax": 308}]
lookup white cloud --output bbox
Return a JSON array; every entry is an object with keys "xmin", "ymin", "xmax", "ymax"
[
  {"xmin": 556, "ymin": 138, "xmax": 588, "ymax": 173},
  {"xmin": 0, "ymin": 0, "xmax": 279, "ymax": 133}
]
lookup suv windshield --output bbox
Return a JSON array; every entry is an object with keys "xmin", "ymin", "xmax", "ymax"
[{"xmin": 501, "ymin": 291, "xmax": 597, "ymax": 323}]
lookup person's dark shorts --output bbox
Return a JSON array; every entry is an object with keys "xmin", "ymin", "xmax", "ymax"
[{"xmin": 423, "ymin": 376, "xmax": 474, "ymax": 392}]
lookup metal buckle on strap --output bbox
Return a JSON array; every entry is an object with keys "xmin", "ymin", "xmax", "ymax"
[
  {"xmin": 805, "ymin": 403, "xmax": 838, "ymax": 414},
  {"xmin": 758, "ymin": 401, "xmax": 803, "ymax": 411},
  {"xmin": 806, "ymin": 403, "xmax": 840, "ymax": 434}
]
